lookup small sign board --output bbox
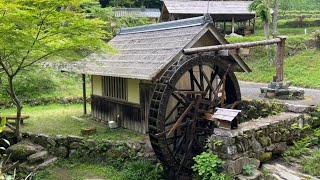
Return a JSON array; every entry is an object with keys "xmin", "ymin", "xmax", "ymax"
[
  {"xmin": 212, "ymin": 108, "xmax": 241, "ymax": 122},
  {"xmin": 207, "ymin": 108, "xmax": 242, "ymax": 129}
]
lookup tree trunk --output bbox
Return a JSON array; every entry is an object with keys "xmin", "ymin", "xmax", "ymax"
[
  {"xmin": 272, "ymin": 0, "xmax": 279, "ymax": 38},
  {"xmin": 7, "ymin": 77, "xmax": 22, "ymax": 141},
  {"xmin": 264, "ymin": 20, "xmax": 270, "ymax": 40}
]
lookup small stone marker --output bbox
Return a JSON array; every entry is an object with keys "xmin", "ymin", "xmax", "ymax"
[
  {"xmin": 211, "ymin": 108, "xmax": 241, "ymax": 129},
  {"xmin": 81, "ymin": 127, "xmax": 97, "ymax": 136}
]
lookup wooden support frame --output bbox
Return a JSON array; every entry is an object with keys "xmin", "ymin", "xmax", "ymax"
[{"xmin": 183, "ymin": 37, "xmax": 287, "ymax": 82}]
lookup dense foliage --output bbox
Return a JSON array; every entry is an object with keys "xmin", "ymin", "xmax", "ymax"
[
  {"xmin": 280, "ymin": 0, "xmax": 320, "ymax": 11},
  {"xmin": 99, "ymin": 0, "xmax": 161, "ymax": 8}
]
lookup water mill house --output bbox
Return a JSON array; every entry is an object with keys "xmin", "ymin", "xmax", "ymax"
[{"xmin": 63, "ymin": 15, "xmax": 250, "ymax": 134}]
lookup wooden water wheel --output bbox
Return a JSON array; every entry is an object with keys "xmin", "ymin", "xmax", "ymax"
[{"xmin": 148, "ymin": 54, "xmax": 241, "ymax": 175}]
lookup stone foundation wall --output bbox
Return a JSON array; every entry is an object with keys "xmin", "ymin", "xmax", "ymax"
[
  {"xmin": 209, "ymin": 113, "xmax": 308, "ymax": 175},
  {"xmin": 21, "ymin": 132, "xmax": 156, "ymax": 161}
]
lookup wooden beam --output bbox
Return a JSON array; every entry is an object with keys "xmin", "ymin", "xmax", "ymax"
[{"xmin": 183, "ymin": 38, "xmax": 284, "ymax": 55}]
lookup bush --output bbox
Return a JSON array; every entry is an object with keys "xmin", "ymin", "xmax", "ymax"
[
  {"xmin": 122, "ymin": 160, "xmax": 164, "ymax": 180},
  {"xmin": 303, "ymin": 149, "xmax": 320, "ymax": 176},
  {"xmin": 192, "ymin": 152, "xmax": 230, "ymax": 180},
  {"xmin": 312, "ymin": 30, "xmax": 320, "ymax": 49}
]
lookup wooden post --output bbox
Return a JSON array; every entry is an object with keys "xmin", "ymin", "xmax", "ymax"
[
  {"xmin": 82, "ymin": 74, "xmax": 87, "ymax": 114},
  {"xmin": 253, "ymin": 18, "xmax": 256, "ymax": 34},
  {"xmin": 231, "ymin": 16, "xmax": 235, "ymax": 34},
  {"xmin": 223, "ymin": 21, "xmax": 226, "ymax": 34},
  {"xmin": 276, "ymin": 37, "xmax": 286, "ymax": 82}
]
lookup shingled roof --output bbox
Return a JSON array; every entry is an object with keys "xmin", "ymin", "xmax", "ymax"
[
  {"xmin": 162, "ymin": 1, "xmax": 254, "ymax": 15},
  {"xmin": 113, "ymin": 8, "xmax": 160, "ymax": 18},
  {"xmin": 64, "ymin": 15, "xmax": 250, "ymax": 80}
]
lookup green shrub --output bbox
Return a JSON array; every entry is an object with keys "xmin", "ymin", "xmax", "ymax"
[
  {"xmin": 303, "ymin": 149, "xmax": 320, "ymax": 176},
  {"xmin": 122, "ymin": 160, "xmax": 164, "ymax": 180},
  {"xmin": 242, "ymin": 164, "xmax": 255, "ymax": 176},
  {"xmin": 192, "ymin": 152, "xmax": 229, "ymax": 180},
  {"xmin": 283, "ymin": 138, "xmax": 310, "ymax": 162},
  {"xmin": 312, "ymin": 30, "xmax": 320, "ymax": 49}
]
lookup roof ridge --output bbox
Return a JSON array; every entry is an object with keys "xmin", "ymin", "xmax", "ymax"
[{"xmin": 118, "ymin": 15, "xmax": 212, "ymax": 35}]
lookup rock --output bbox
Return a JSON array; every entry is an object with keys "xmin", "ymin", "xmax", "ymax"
[
  {"xmin": 81, "ymin": 127, "xmax": 97, "ymax": 136},
  {"xmin": 85, "ymin": 139, "xmax": 96, "ymax": 147},
  {"xmin": 225, "ymin": 157, "xmax": 260, "ymax": 175},
  {"xmin": 54, "ymin": 146, "xmax": 68, "ymax": 158},
  {"xmin": 46, "ymin": 137, "xmax": 57, "ymax": 147},
  {"xmin": 258, "ymin": 136, "xmax": 271, "ymax": 147},
  {"xmin": 251, "ymin": 139, "xmax": 262, "ymax": 152},
  {"xmin": 285, "ymin": 103, "xmax": 310, "ymax": 113},
  {"xmin": 126, "ymin": 142, "xmax": 142, "ymax": 151},
  {"xmin": 236, "ymin": 169, "xmax": 262, "ymax": 180},
  {"xmin": 266, "ymin": 144, "xmax": 276, "ymax": 152},
  {"xmin": 67, "ymin": 135, "xmax": 84, "ymax": 142},
  {"xmin": 27, "ymin": 151, "xmax": 49, "ymax": 163},
  {"xmin": 269, "ymin": 132, "xmax": 282, "ymax": 143},
  {"xmin": 272, "ymin": 142, "xmax": 287, "ymax": 155},
  {"xmin": 55, "ymin": 135, "xmax": 68, "ymax": 145},
  {"xmin": 19, "ymin": 161, "xmax": 36, "ymax": 172},
  {"xmin": 69, "ymin": 142, "xmax": 83, "ymax": 149},
  {"xmin": 68, "ymin": 150, "xmax": 77, "ymax": 159},
  {"xmin": 258, "ymin": 152, "xmax": 272, "ymax": 162},
  {"xmin": 33, "ymin": 134, "xmax": 50, "ymax": 147},
  {"xmin": 7, "ymin": 142, "xmax": 37, "ymax": 161},
  {"xmin": 36, "ymin": 156, "xmax": 58, "ymax": 170}
]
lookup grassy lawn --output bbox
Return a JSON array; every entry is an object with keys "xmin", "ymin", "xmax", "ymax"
[
  {"xmin": 0, "ymin": 104, "xmax": 145, "ymax": 142},
  {"xmin": 33, "ymin": 160, "xmax": 123, "ymax": 180},
  {"xmin": 235, "ymin": 49, "xmax": 320, "ymax": 88},
  {"xmin": 32, "ymin": 159, "xmax": 163, "ymax": 180}
]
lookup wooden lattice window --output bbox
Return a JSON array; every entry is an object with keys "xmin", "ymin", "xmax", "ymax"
[{"xmin": 102, "ymin": 76, "xmax": 128, "ymax": 100}]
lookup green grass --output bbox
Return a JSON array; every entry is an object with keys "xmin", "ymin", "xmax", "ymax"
[
  {"xmin": 33, "ymin": 159, "xmax": 164, "ymax": 180},
  {"xmin": 0, "ymin": 104, "xmax": 145, "ymax": 142},
  {"xmin": 33, "ymin": 160, "xmax": 124, "ymax": 180},
  {"xmin": 236, "ymin": 49, "xmax": 320, "ymax": 88}
]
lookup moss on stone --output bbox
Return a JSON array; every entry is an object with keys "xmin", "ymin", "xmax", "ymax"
[
  {"xmin": 258, "ymin": 136, "xmax": 271, "ymax": 147},
  {"xmin": 258, "ymin": 152, "xmax": 272, "ymax": 162}
]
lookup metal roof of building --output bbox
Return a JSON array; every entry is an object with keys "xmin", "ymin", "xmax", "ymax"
[
  {"xmin": 112, "ymin": 8, "xmax": 160, "ymax": 18},
  {"xmin": 162, "ymin": 1, "xmax": 255, "ymax": 15},
  {"xmin": 63, "ymin": 16, "xmax": 250, "ymax": 80}
]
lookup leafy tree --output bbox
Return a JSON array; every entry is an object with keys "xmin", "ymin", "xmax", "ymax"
[
  {"xmin": 249, "ymin": 0, "xmax": 272, "ymax": 40},
  {"xmin": 0, "ymin": 0, "xmax": 111, "ymax": 140}
]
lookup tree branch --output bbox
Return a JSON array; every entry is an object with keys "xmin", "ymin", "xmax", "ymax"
[
  {"xmin": 13, "ymin": 8, "xmax": 54, "ymax": 77},
  {"xmin": 20, "ymin": 52, "xmax": 53, "ymax": 69}
]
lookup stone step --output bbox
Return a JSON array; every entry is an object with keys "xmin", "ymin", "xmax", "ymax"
[
  {"xmin": 27, "ymin": 150, "xmax": 49, "ymax": 163},
  {"xmin": 262, "ymin": 163, "xmax": 318, "ymax": 180},
  {"xmin": 19, "ymin": 156, "xmax": 58, "ymax": 172}
]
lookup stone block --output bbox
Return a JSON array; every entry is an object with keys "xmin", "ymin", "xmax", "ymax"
[
  {"xmin": 224, "ymin": 157, "xmax": 260, "ymax": 175},
  {"xmin": 7, "ymin": 142, "xmax": 37, "ymax": 161},
  {"xmin": 27, "ymin": 150, "xmax": 49, "ymax": 163},
  {"xmin": 269, "ymin": 132, "xmax": 282, "ymax": 143},
  {"xmin": 258, "ymin": 152, "xmax": 272, "ymax": 162},
  {"xmin": 69, "ymin": 142, "xmax": 84, "ymax": 149},
  {"xmin": 67, "ymin": 135, "xmax": 84, "ymax": 142},
  {"xmin": 54, "ymin": 146, "xmax": 68, "ymax": 158},
  {"xmin": 236, "ymin": 169, "xmax": 262, "ymax": 180},
  {"xmin": 272, "ymin": 142, "xmax": 287, "ymax": 155},
  {"xmin": 258, "ymin": 136, "xmax": 271, "ymax": 147},
  {"xmin": 285, "ymin": 104, "xmax": 311, "ymax": 113}
]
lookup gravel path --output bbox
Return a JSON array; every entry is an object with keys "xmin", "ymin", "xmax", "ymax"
[{"xmin": 239, "ymin": 81, "xmax": 320, "ymax": 106}]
